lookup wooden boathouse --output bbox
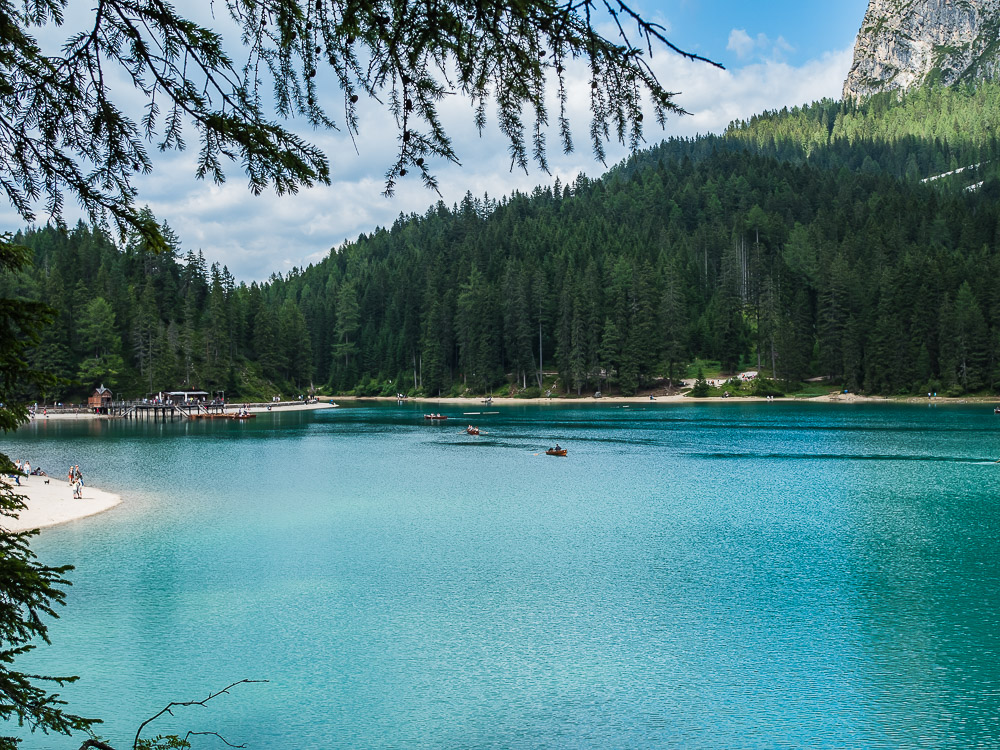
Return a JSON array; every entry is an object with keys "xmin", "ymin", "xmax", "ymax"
[{"xmin": 88, "ymin": 385, "xmax": 113, "ymax": 414}]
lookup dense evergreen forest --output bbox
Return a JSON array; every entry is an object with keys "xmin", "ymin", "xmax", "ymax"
[{"xmin": 6, "ymin": 82, "xmax": 1000, "ymax": 401}]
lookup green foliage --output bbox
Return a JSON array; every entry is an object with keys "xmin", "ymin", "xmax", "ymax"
[
  {"xmin": 0, "ymin": 222, "xmax": 316, "ymax": 401},
  {"xmin": 76, "ymin": 353, "xmax": 125, "ymax": 391},
  {"xmin": 751, "ymin": 378, "xmax": 784, "ymax": 398},
  {"xmin": 723, "ymin": 83, "xmax": 1000, "ymax": 183},
  {"xmin": 135, "ymin": 736, "xmax": 191, "ymax": 750},
  {"xmin": 690, "ymin": 369, "xmax": 710, "ymax": 397}
]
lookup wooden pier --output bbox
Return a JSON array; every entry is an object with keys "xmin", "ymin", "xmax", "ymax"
[{"xmin": 108, "ymin": 401, "xmax": 230, "ymax": 421}]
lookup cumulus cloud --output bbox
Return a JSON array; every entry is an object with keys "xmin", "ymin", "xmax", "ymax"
[
  {"xmin": 728, "ymin": 29, "xmax": 757, "ymax": 59},
  {"xmin": 727, "ymin": 28, "xmax": 795, "ymax": 62}
]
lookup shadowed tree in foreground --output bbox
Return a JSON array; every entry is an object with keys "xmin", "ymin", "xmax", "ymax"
[{"xmin": 0, "ymin": 235, "xmax": 95, "ymax": 747}]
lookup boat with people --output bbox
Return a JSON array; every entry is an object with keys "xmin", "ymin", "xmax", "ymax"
[
  {"xmin": 466, "ymin": 426, "xmax": 480, "ymax": 435},
  {"xmin": 424, "ymin": 413, "xmax": 448, "ymax": 420},
  {"xmin": 545, "ymin": 446, "xmax": 567, "ymax": 456}
]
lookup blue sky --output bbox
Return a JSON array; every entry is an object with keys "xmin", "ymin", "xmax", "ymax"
[
  {"xmin": 661, "ymin": 1, "xmax": 869, "ymax": 69},
  {"xmin": 14, "ymin": 1, "xmax": 874, "ymax": 281}
]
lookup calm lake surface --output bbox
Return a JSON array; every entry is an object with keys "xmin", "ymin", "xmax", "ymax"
[{"xmin": 3, "ymin": 402, "xmax": 1000, "ymax": 748}]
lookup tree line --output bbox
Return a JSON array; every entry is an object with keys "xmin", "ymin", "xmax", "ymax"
[{"xmin": 6, "ymin": 84, "xmax": 1000, "ymax": 400}]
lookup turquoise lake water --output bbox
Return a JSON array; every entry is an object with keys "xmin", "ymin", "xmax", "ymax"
[{"xmin": 3, "ymin": 402, "xmax": 1000, "ymax": 748}]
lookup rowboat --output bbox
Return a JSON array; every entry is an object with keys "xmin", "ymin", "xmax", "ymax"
[
  {"xmin": 424, "ymin": 414, "xmax": 448, "ymax": 420},
  {"xmin": 545, "ymin": 448, "xmax": 567, "ymax": 456},
  {"xmin": 466, "ymin": 426, "xmax": 480, "ymax": 435}
]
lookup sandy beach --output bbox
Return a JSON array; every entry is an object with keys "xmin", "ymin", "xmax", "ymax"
[{"xmin": 1, "ymin": 477, "xmax": 121, "ymax": 532}]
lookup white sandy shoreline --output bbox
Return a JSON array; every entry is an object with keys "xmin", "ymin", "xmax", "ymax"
[
  {"xmin": 326, "ymin": 391, "xmax": 969, "ymax": 406},
  {"xmin": 1, "ymin": 478, "xmax": 121, "ymax": 532}
]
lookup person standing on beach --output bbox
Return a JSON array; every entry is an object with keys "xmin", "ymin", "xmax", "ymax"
[{"xmin": 22, "ymin": 461, "xmax": 29, "ymax": 482}]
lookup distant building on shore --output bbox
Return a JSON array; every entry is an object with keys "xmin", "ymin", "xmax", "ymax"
[
  {"xmin": 88, "ymin": 384, "xmax": 113, "ymax": 413},
  {"xmin": 165, "ymin": 390, "xmax": 210, "ymax": 404}
]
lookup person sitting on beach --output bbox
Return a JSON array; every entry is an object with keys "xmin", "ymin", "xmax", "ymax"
[{"xmin": 30, "ymin": 467, "xmax": 46, "ymax": 476}]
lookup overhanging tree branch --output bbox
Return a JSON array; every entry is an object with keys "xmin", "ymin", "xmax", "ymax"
[
  {"xmin": 131, "ymin": 679, "xmax": 268, "ymax": 750},
  {"xmin": 0, "ymin": 0, "xmax": 720, "ymax": 236}
]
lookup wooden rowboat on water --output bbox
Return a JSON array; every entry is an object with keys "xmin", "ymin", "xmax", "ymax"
[
  {"xmin": 545, "ymin": 448, "xmax": 567, "ymax": 456},
  {"xmin": 424, "ymin": 414, "xmax": 448, "ymax": 420},
  {"xmin": 466, "ymin": 426, "xmax": 480, "ymax": 435}
]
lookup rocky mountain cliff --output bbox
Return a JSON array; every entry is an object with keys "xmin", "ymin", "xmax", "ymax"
[{"xmin": 843, "ymin": 0, "xmax": 1000, "ymax": 100}]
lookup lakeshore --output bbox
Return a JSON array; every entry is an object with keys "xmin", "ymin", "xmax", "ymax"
[
  {"xmin": 1, "ymin": 477, "xmax": 121, "ymax": 532},
  {"xmin": 325, "ymin": 390, "xmax": 969, "ymax": 406},
  {"xmin": 23, "ymin": 391, "xmax": 993, "ymax": 424}
]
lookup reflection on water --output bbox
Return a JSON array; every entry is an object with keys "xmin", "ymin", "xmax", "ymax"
[{"xmin": 2, "ymin": 402, "xmax": 1000, "ymax": 748}]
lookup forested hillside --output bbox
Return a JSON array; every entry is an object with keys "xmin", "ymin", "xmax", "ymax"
[
  {"xmin": 6, "ymin": 83, "xmax": 1000, "ymax": 401},
  {"xmin": 722, "ymin": 82, "xmax": 1000, "ymax": 183},
  {"xmin": 0, "ymin": 216, "xmax": 313, "ymax": 401}
]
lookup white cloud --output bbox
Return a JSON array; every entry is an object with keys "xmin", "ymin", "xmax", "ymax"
[
  {"xmin": 727, "ymin": 28, "xmax": 796, "ymax": 62},
  {"xmin": 728, "ymin": 29, "xmax": 756, "ymax": 59},
  {"xmin": 660, "ymin": 47, "xmax": 854, "ymax": 136}
]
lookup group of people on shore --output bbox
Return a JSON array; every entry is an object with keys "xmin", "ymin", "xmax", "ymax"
[
  {"xmin": 6, "ymin": 458, "xmax": 47, "ymax": 486},
  {"xmin": 68, "ymin": 465, "xmax": 84, "ymax": 499},
  {"xmin": 3, "ymin": 460, "xmax": 87, "ymax": 499}
]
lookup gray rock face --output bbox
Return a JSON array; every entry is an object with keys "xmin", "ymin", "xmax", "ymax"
[{"xmin": 843, "ymin": 0, "xmax": 1000, "ymax": 100}]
